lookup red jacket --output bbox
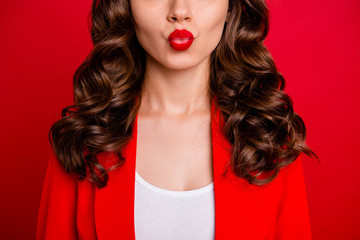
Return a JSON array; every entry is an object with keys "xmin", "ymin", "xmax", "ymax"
[{"xmin": 36, "ymin": 101, "xmax": 312, "ymax": 239}]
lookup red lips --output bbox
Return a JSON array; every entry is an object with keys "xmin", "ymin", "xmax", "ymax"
[{"xmin": 168, "ymin": 29, "xmax": 194, "ymax": 51}]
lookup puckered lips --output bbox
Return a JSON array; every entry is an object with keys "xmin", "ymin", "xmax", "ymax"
[{"xmin": 168, "ymin": 29, "xmax": 194, "ymax": 51}]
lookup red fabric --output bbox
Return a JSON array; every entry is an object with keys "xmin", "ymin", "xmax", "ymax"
[{"xmin": 36, "ymin": 100, "xmax": 312, "ymax": 239}]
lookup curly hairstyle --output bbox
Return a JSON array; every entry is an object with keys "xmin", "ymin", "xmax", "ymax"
[{"xmin": 50, "ymin": 0, "xmax": 317, "ymax": 188}]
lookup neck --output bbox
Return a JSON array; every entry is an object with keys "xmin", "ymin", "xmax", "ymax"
[{"xmin": 139, "ymin": 53, "xmax": 212, "ymax": 116}]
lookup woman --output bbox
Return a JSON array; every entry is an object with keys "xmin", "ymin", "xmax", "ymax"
[{"xmin": 36, "ymin": 0, "xmax": 317, "ymax": 239}]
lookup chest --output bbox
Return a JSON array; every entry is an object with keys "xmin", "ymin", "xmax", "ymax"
[
  {"xmin": 134, "ymin": 170, "xmax": 215, "ymax": 239},
  {"xmin": 76, "ymin": 103, "xmax": 302, "ymax": 240},
  {"xmin": 135, "ymin": 114, "xmax": 213, "ymax": 191}
]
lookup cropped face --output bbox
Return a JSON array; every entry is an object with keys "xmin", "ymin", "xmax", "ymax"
[{"xmin": 130, "ymin": 0, "xmax": 229, "ymax": 70}]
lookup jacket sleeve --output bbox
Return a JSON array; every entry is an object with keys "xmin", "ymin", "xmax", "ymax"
[
  {"xmin": 36, "ymin": 151, "xmax": 78, "ymax": 240},
  {"xmin": 275, "ymin": 155, "xmax": 313, "ymax": 240}
]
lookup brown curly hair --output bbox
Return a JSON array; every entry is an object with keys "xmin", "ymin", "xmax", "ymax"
[{"xmin": 50, "ymin": 0, "xmax": 317, "ymax": 188}]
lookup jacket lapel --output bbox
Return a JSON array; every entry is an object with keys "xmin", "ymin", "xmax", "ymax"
[
  {"xmin": 94, "ymin": 100, "xmax": 245, "ymax": 239},
  {"xmin": 94, "ymin": 119, "xmax": 137, "ymax": 239}
]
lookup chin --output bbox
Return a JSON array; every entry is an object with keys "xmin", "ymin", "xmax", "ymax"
[
  {"xmin": 162, "ymin": 53, "xmax": 209, "ymax": 70},
  {"xmin": 162, "ymin": 60, "xmax": 199, "ymax": 70}
]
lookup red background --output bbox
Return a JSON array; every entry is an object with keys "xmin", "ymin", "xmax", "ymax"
[{"xmin": 1, "ymin": 0, "xmax": 359, "ymax": 239}]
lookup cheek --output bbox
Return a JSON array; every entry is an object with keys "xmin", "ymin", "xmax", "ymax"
[
  {"xmin": 196, "ymin": 8, "xmax": 227, "ymax": 52},
  {"xmin": 131, "ymin": 4, "xmax": 163, "ymax": 49}
]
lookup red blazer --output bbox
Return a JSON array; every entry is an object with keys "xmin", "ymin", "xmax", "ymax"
[{"xmin": 36, "ymin": 101, "xmax": 312, "ymax": 239}]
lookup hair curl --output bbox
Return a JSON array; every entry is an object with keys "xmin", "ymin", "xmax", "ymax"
[{"xmin": 50, "ymin": 0, "xmax": 317, "ymax": 188}]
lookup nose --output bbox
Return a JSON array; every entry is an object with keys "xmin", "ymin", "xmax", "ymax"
[{"xmin": 167, "ymin": 0, "xmax": 192, "ymax": 23}]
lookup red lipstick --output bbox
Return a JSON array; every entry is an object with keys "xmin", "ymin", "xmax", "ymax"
[{"xmin": 168, "ymin": 29, "xmax": 194, "ymax": 51}]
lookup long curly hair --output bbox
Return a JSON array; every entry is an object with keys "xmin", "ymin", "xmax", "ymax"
[{"xmin": 50, "ymin": 0, "xmax": 317, "ymax": 188}]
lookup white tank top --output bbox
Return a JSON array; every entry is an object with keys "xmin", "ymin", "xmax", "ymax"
[{"xmin": 134, "ymin": 171, "xmax": 215, "ymax": 240}]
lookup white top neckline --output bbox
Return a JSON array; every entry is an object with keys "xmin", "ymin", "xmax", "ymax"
[{"xmin": 135, "ymin": 171, "xmax": 214, "ymax": 197}]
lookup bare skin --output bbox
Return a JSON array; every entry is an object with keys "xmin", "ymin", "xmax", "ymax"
[
  {"xmin": 131, "ymin": 0, "xmax": 229, "ymax": 191},
  {"xmin": 136, "ymin": 101, "xmax": 213, "ymax": 191}
]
